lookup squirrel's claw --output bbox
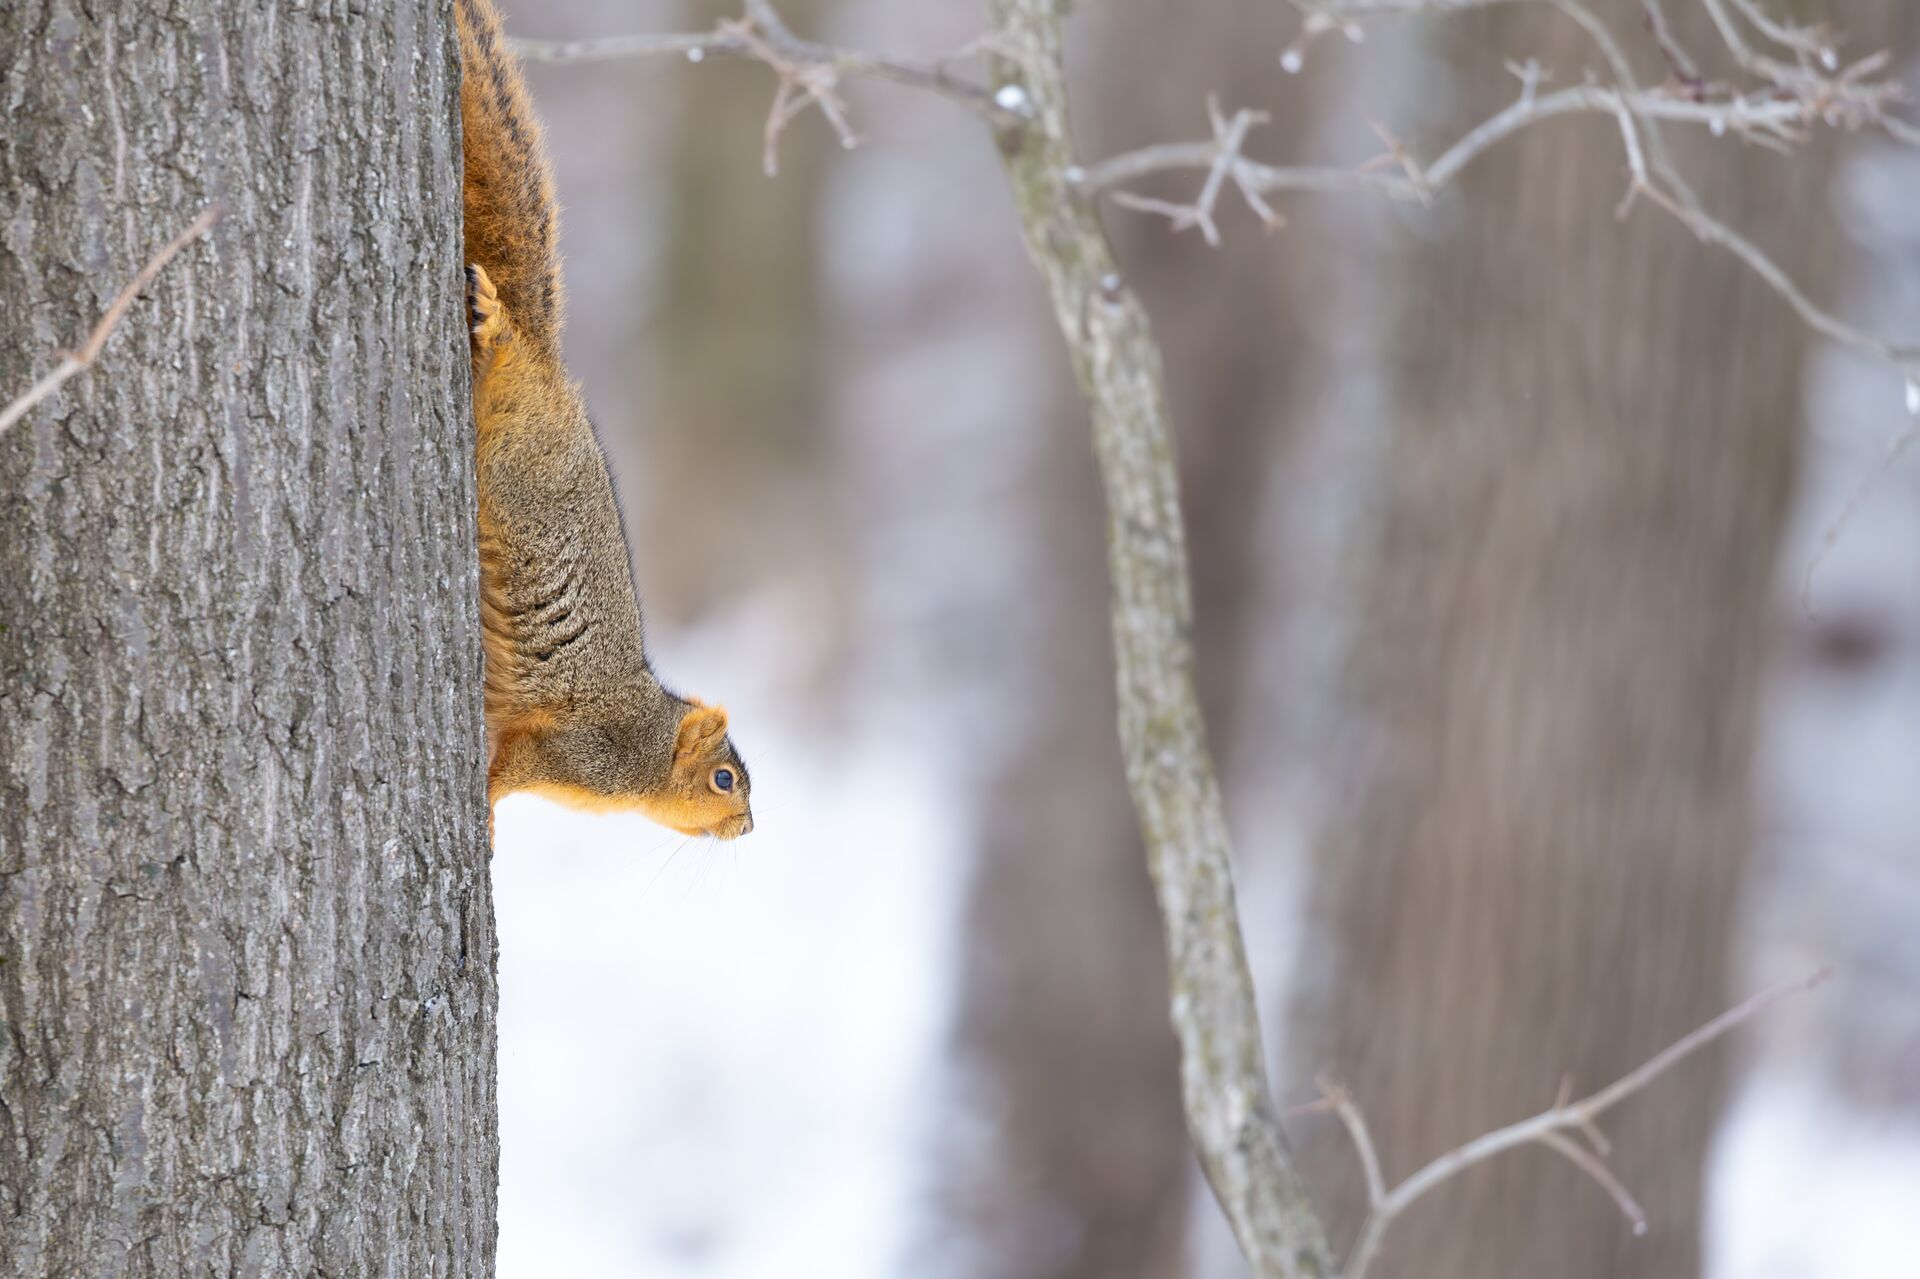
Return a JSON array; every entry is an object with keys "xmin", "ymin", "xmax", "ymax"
[{"xmin": 466, "ymin": 262, "xmax": 508, "ymax": 354}]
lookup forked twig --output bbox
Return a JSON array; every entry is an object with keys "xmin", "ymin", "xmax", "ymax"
[
  {"xmin": 508, "ymin": 2, "xmax": 1019, "ymax": 162},
  {"xmin": 1108, "ymin": 97, "xmax": 1282, "ymax": 243},
  {"xmin": 1084, "ymin": 0, "xmax": 1920, "ymax": 380},
  {"xmin": 1321, "ymin": 968, "xmax": 1831, "ymax": 1279}
]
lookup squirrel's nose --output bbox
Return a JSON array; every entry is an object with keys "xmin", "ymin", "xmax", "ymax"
[{"xmin": 739, "ymin": 814, "xmax": 754, "ymax": 837}]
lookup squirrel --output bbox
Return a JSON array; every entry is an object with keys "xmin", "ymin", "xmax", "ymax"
[{"xmin": 457, "ymin": 0, "xmax": 753, "ymax": 840}]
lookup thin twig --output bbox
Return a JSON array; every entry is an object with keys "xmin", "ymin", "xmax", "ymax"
[
  {"xmin": 1084, "ymin": 86, "xmax": 1876, "ymax": 201},
  {"xmin": 1083, "ymin": 0, "xmax": 1920, "ymax": 373},
  {"xmin": 1606, "ymin": 88, "xmax": 1651, "ymax": 217},
  {"xmin": 508, "ymin": 0, "xmax": 1920, "ymax": 379},
  {"xmin": 1292, "ymin": 0, "xmax": 1532, "ymax": 13},
  {"xmin": 508, "ymin": 9, "xmax": 1014, "ymax": 128},
  {"xmin": 1726, "ymin": 0, "xmax": 1831, "ymax": 58},
  {"xmin": 716, "ymin": 16, "xmax": 858, "ymax": 175},
  {"xmin": 1108, "ymin": 97, "xmax": 1280, "ymax": 243},
  {"xmin": 1337, "ymin": 969, "xmax": 1830, "ymax": 1279},
  {"xmin": 0, "ymin": 203, "xmax": 222, "ymax": 441},
  {"xmin": 1535, "ymin": 1130, "xmax": 1648, "ymax": 1235},
  {"xmin": 1317, "ymin": 1078, "xmax": 1387, "ymax": 1210},
  {"xmin": 1801, "ymin": 415, "xmax": 1920, "ymax": 618},
  {"xmin": 1640, "ymin": 0, "xmax": 1703, "ymax": 85}
]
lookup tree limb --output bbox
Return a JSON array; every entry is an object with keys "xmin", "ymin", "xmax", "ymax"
[
  {"xmin": 983, "ymin": 4, "xmax": 1338, "ymax": 1276},
  {"xmin": 1334, "ymin": 969, "xmax": 1830, "ymax": 1279},
  {"xmin": 508, "ymin": 14, "xmax": 1015, "ymax": 135},
  {"xmin": 1081, "ymin": 3, "xmax": 1920, "ymax": 370},
  {"xmin": 510, "ymin": 0, "xmax": 1920, "ymax": 373}
]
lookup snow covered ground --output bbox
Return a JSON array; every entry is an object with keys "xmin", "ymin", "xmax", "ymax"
[
  {"xmin": 493, "ymin": 709, "xmax": 965, "ymax": 1278},
  {"xmin": 496, "ymin": 11, "xmax": 1920, "ymax": 1275}
]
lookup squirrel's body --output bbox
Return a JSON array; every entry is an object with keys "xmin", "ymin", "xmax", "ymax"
[{"xmin": 458, "ymin": 0, "xmax": 752, "ymax": 839}]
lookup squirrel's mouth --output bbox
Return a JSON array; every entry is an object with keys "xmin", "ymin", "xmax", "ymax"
[{"xmin": 678, "ymin": 812, "xmax": 753, "ymax": 840}]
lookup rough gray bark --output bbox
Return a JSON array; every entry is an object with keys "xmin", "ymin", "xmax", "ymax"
[
  {"xmin": 0, "ymin": 4, "xmax": 495, "ymax": 1277},
  {"xmin": 987, "ymin": 5, "xmax": 1335, "ymax": 1277}
]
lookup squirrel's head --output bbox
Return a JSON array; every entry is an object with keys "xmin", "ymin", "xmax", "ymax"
[
  {"xmin": 491, "ymin": 699, "xmax": 754, "ymax": 840},
  {"xmin": 644, "ymin": 701, "xmax": 754, "ymax": 840}
]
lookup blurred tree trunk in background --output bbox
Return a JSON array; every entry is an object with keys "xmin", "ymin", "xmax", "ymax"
[
  {"xmin": 641, "ymin": 0, "xmax": 842, "ymax": 638},
  {"xmin": 947, "ymin": 394, "xmax": 1192, "ymax": 1278},
  {"xmin": 0, "ymin": 3, "xmax": 494, "ymax": 1275},
  {"xmin": 1282, "ymin": 9, "xmax": 1845, "ymax": 1277}
]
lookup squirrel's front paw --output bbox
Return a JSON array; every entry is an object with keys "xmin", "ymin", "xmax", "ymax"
[{"xmin": 466, "ymin": 263, "xmax": 508, "ymax": 354}]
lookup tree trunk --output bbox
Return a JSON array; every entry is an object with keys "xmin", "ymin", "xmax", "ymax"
[
  {"xmin": 0, "ymin": 4, "xmax": 495, "ymax": 1276},
  {"xmin": 1283, "ymin": 10, "xmax": 1829, "ymax": 1278}
]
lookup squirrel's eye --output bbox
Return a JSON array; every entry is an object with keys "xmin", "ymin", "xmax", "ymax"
[{"xmin": 710, "ymin": 767, "xmax": 735, "ymax": 794}]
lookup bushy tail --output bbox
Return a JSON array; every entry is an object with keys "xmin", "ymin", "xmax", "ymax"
[{"xmin": 457, "ymin": 0, "xmax": 562, "ymax": 357}]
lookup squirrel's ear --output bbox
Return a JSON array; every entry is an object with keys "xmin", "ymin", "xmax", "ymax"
[{"xmin": 673, "ymin": 704, "xmax": 729, "ymax": 757}]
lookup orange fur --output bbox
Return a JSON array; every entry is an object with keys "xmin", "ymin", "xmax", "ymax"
[
  {"xmin": 518, "ymin": 782, "xmax": 750, "ymax": 839},
  {"xmin": 460, "ymin": 0, "xmax": 753, "ymax": 840}
]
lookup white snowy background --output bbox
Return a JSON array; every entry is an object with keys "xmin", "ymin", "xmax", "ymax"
[{"xmin": 490, "ymin": 3, "xmax": 1920, "ymax": 1275}]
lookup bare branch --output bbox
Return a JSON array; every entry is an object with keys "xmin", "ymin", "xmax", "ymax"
[
  {"xmin": 1726, "ymin": 0, "xmax": 1832, "ymax": 58},
  {"xmin": 1702, "ymin": 0, "xmax": 1822, "ymax": 83},
  {"xmin": 507, "ymin": 7, "xmax": 1015, "ymax": 134},
  {"xmin": 1084, "ymin": 85, "xmax": 1877, "ymax": 203},
  {"xmin": 1605, "ymin": 88, "xmax": 1651, "ymax": 218},
  {"xmin": 1083, "ymin": 0, "xmax": 1920, "ymax": 374},
  {"xmin": 1291, "ymin": 0, "xmax": 1532, "ymax": 13},
  {"xmin": 1338, "ymin": 969, "xmax": 1830, "ymax": 1279},
  {"xmin": 711, "ymin": 16, "xmax": 858, "ymax": 175},
  {"xmin": 505, "ymin": 30, "xmax": 720, "ymax": 62},
  {"xmin": 1534, "ymin": 1130, "xmax": 1648, "ymax": 1235},
  {"xmin": 989, "ymin": 3, "xmax": 1337, "ymax": 1274},
  {"xmin": 1640, "ymin": 0, "xmax": 1704, "ymax": 85},
  {"xmin": 1577, "ymin": 968, "xmax": 1829, "ymax": 1116},
  {"xmin": 1316, "ymin": 1077, "xmax": 1387, "ymax": 1211},
  {"xmin": 500, "ymin": 0, "xmax": 1920, "ymax": 377},
  {"xmin": 1109, "ymin": 97, "xmax": 1280, "ymax": 243},
  {"xmin": 0, "ymin": 203, "xmax": 222, "ymax": 442}
]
